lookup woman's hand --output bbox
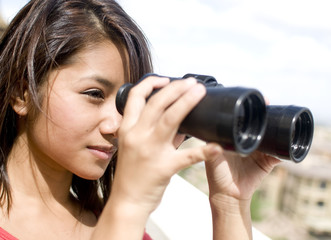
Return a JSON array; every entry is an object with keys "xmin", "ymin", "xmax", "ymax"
[
  {"xmin": 111, "ymin": 75, "xmax": 221, "ymax": 214},
  {"xmin": 204, "ymin": 147, "xmax": 281, "ymax": 239},
  {"xmin": 205, "ymin": 150, "xmax": 280, "ymax": 202}
]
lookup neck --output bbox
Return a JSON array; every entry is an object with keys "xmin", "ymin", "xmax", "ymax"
[{"xmin": 7, "ymin": 132, "xmax": 73, "ymax": 207}]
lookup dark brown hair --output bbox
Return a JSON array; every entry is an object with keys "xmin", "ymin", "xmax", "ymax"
[{"xmin": 0, "ymin": 0, "xmax": 153, "ymax": 213}]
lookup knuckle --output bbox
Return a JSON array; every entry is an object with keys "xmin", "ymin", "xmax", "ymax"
[
  {"xmin": 128, "ymin": 86, "xmax": 141, "ymax": 98},
  {"xmin": 161, "ymin": 112, "xmax": 177, "ymax": 127}
]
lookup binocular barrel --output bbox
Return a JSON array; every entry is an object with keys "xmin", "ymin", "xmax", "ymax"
[
  {"xmin": 178, "ymin": 86, "xmax": 267, "ymax": 155},
  {"xmin": 258, "ymin": 105, "xmax": 314, "ymax": 162},
  {"xmin": 116, "ymin": 74, "xmax": 314, "ymax": 162}
]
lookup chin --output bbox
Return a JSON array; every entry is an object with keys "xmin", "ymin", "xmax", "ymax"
[{"xmin": 75, "ymin": 167, "xmax": 107, "ymax": 180}]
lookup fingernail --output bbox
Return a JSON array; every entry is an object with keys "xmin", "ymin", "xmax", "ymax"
[
  {"xmin": 210, "ymin": 144, "xmax": 223, "ymax": 155},
  {"xmin": 185, "ymin": 77, "xmax": 197, "ymax": 85},
  {"xmin": 191, "ymin": 83, "xmax": 206, "ymax": 96}
]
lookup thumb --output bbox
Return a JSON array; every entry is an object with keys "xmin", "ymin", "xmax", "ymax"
[
  {"xmin": 204, "ymin": 143, "xmax": 224, "ymax": 162},
  {"xmin": 175, "ymin": 143, "xmax": 223, "ymax": 171}
]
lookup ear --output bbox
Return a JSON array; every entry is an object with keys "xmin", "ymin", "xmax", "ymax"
[{"xmin": 10, "ymin": 90, "xmax": 30, "ymax": 117}]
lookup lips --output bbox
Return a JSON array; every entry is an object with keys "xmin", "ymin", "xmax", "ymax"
[{"xmin": 87, "ymin": 145, "xmax": 117, "ymax": 161}]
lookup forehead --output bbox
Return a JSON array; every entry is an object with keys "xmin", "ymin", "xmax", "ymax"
[
  {"xmin": 72, "ymin": 41, "xmax": 126, "ymax": 77},
  {"xmin": 47, "ymin": 41, "xmax": 127, "ymax": 88}
]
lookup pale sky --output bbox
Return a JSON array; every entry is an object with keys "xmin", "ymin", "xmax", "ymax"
[{"xmin": 1, "ymin": 0, "xmax": 331, "ymax": 126}]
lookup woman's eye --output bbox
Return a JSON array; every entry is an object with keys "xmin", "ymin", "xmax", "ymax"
[{"xmin": 82, "ymin": 89, "xmax": 105, "ymax": 100}]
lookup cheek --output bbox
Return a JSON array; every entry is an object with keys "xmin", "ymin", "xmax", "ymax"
[
  {"xmin": 26, "ymin": 97, "xmax": 101, "ymax": 176},
  {"xmin": 47, "ymin": 94, "xmax": 95, "ymax": 136},
  {"xmin": 50, "ymin": 101, "xmax": 85, "ymax": 134},
  {"xmin": 28, "ymin": 95, "xmax": 94, "ymax": 157}
]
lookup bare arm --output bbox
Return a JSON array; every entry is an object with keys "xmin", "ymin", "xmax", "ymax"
[
  {"xmin": 91, "ymin": 193, "xmax": 150, "ymax": 239},
  {"xmin": 209, "ymin": 195, "xmax": 252, "ymax": 240}
]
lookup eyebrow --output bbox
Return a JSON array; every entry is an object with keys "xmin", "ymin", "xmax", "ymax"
[
  {"xmin": 81, "ymin": 75, "xmax": 115, "ymax": 89},
  {"xmin": 95, "ymin": 78, "xmax": 113, "ymax": 88}
]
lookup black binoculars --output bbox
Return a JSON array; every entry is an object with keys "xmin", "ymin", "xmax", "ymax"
[{"xmin": 116, "ymin": 74, "xmax": 314, "ymax": 163}]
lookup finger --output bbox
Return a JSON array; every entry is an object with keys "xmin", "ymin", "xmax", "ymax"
[
  {"xmin": 264, "ymin": 96, "xmax": 270, "ymax": 105},
  {"xmin": 154, "ymin": 83, "xmax": 206, "ymax": 140},
  {"xmin": 251, "ymin": 151, "xmax": 281, "ymax": 174},
  {"xmin": 121, "ymin": 76, "xmax": 170, "ymax": 130},
  {"xmin": 138, "ymin": 77, "xmax": 198, "ymax": 129},
  {"xmin": 173, "ymin": 143, "xmax": 223, "ymax": 172}
]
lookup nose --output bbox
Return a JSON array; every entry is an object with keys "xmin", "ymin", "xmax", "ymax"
[{"xmin": 99, "ymin": 104, "xmax": 122, "ymax": 137}]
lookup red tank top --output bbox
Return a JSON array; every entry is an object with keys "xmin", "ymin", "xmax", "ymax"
[
  {"xmin": 0, "ymin": 228, "xmax": 18, "ymax": 240},
  {"xmin": 143, "ymin": 231, "xmax": 153, "ymax": 240}
]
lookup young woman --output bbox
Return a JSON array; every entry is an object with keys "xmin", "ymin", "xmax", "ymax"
[{"xmin": 0, "ymin": 0, "xmax": 280, "ymax": 239}]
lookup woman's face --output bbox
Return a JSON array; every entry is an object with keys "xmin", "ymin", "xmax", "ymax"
[{"xmin": 27, "ymin": 41, "xmax": 125, "ymax": 180}]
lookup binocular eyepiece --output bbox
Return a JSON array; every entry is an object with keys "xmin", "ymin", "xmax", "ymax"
[{"xmin": 116, "ymin": 74, "xmax": 314, "ymax": 163}]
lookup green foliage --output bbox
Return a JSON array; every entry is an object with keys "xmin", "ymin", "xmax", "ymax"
[{"xmin": 251, "ymin": 191, "xmax": 263, "ymax": 222}]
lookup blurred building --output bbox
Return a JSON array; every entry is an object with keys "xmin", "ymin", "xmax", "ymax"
[{"xmin": 256, "ymin": 126, "xmax": 331, "ymax": 238}]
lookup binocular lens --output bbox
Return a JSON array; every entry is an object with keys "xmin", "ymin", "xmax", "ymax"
[
  {"xmin": 235, "ymin": 95, "xmax": 265, "ymax": 153},
  {"xmin": 291, "ymin": 111, "xmax": 314, "ymax": 161},
  {"xmin": 236, "ymin": 100, "xmax": 249, "ymax": 139}
]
